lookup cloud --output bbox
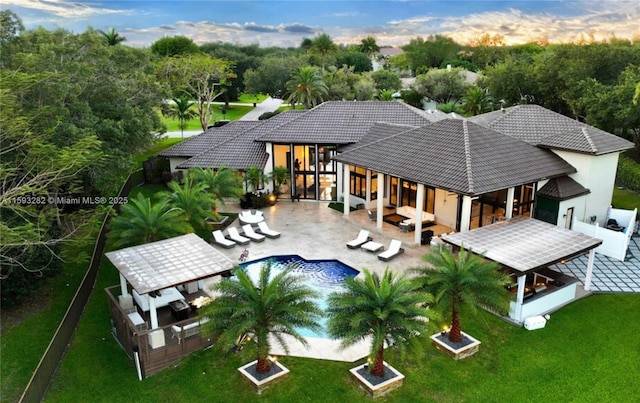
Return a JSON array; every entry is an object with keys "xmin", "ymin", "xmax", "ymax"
[{"xmin": 4, "ymin": 0, "xmax": 130, "ymax": 18}]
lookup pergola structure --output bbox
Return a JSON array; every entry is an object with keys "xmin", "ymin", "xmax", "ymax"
[
  {"xmin": 106, "ymin": 233, "xmax": 235, "ymax": 347},
  {"xmin": 441, "ymin": 216, "xmax": 602, "ymax": 323}
]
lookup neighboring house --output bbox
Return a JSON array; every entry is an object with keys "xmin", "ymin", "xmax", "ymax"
[
  {"xmin": 371, "ymin": 46, "xmax": 405, "ymax": 72},
  {"xmin": 160, "ymin": 101, "xmax": 633, "ymax": 238}
]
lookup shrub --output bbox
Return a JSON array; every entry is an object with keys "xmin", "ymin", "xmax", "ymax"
[{"xmin": 616, "ymin": 155, "xmax": 640, "ymax": 192}]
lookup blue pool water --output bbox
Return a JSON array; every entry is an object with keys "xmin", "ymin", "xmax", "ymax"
[{"xmin": 240, "ymin": 255, "xmax": 359, "ymax": 338}]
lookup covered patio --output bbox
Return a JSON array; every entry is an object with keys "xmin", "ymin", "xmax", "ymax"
[
  {"xmin": 441, "ymin": 216, "xmax": 603, "ymax": 323},
  {"xmin": 105, "ymin": 233, "xmax": 235, "ymax": 378}
]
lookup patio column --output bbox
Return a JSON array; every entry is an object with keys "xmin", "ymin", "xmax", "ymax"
[
  {"xmin": 460, "ymin": 196, "xmax": 473, "ymax": 232},
  {"xmin": 584, "ymin": 249, "xmax": 596, "ymax": 291},
  {"xmin": 365, "ymin": 170, "xmax": 372, "ymax": 205},
  {"xmin": 343, "ymin": 164, "xmax": 351, "ymax": 216},
  {"xmin": 506, "ymin": 187, "xmax": 515, "ymax": 219},
  {"xmin": 118, "ymin": 273, "xmax": 133, "ymax": 311},
  {"xmin": 148, "ymin": 295, "xmax": 159, "ymax": 329},
  {"xmin": 515, "ymin": 274, "xmax": 526, "ymax": 322},
  {"xmin": 376, "ymin": 173, "xmax": 384, "ymax": 229},
  {"xmin": 414, "ymin": 183, "xmax": 425, "ymax": 245}
]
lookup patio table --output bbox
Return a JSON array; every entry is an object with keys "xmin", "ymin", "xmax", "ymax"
[{"xmin": 361, "ymin": 241, "xmax": 384, "ymax": 253}]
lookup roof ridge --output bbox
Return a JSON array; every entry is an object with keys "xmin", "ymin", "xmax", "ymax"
[
  {"xmin": 462, "ymin": 120, "xmax": 475, "ymax": 193},
  {"xmin": 581, "ymin": 127, "xmax": 598, "ymax": 153}
]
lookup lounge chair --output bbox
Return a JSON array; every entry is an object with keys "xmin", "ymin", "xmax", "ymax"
[
  {"xmin": 212, "ymin": 230, "xmax": 235, "ymax": 248},
  {"xmin": 256, "ymin": 221, "xmax": 281, "ymax": 238},
  {"xmin": 242, "ymin": 224, "xmax": 265, "ymax": 242},
  {"xmin": 227, "ymin": 227, "xmax": 251, "ymax": 245},
  {"xmin": 346, "ymin": 229, "xmax": 373, "ymax": 249},
  {"xmin": 378, "ymin": 239, "xmax": 405, "ymax": 261}
]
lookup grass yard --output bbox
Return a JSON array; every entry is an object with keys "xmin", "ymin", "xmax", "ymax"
[
  {"xmin": 162, "ymin": 105, "xmax": 254, "ymax": 132},
  {"xmin": 132, "ymin": 138, "xmax": 184, "ymax": 170},
  {"xmin": 43, "ymin": 291, "xmax": 640, "ymax": 402},
  {"xmin": 612, "ymin": 187, "xmax": 640, "ymax": 210},
  {"xmin": 237, "ymin": 93, "xmax": 268, "ymax": 104}
]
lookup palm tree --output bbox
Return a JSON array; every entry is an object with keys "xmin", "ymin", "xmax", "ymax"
[
  {"xmin": 412, "ymin": 245, "xmax": 512, "ymax": 343},
  {"xmin": 162, "ymin": 177, "xmax": 213, "ymax": 231},
  {"xmin": 200, "ymin": 261, "xmax": 322, "ymax": 373},
  {"xmin": 461, "ymin": 87, "xmax": 493, "ymax": 116},
  {"xmin": 163, "ymin": 97, "xmax": 198, "ymax": 138},
  {"xmin": 360, "ymin": 36, "xmax": 380, "ymax": 59},
  {"xmin": 98, "ymin": 27, "xmax": 126, "ymax": 46},
  {"xmin": 327, "ymin": 268, "xmax": 434, "ymax": 377},
  {"xmin": 376, "ymin": 89, "xmax": 395, "ymax": 101},
  {"xmin": 108, "ymin": 193, "xmax": 191, "ymax": 248},
  {"xmin": 437, "ymin": 102, "xmax": 463, "ymax": 114},
  {"xmin": 310, "ymin": 33, "xmax": 339, "ymax": 72},
  {"xmin": 286, "ymin": 66, "xmax": 328, "ymax": 110},
  {"xmin": 192, "ymin": 167, "xmax": 243, "ymax": 215},
  {"xmin": 244, "ymin": 166, "xmax": 265, "ymax": 192},
  {"xmin": 268, "ymin": 165, "xmax": 290, "ymax": 195}
]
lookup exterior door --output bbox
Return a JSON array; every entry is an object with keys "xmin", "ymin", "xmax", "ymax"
[{"xmin": 564, "ymin": 207, "xmax": 574, "ymax": 229}]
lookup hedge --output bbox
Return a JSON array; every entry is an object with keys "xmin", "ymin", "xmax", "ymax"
[{"xmin": 616, "ymin": 155, "xmax": 640, "ymax": 192}]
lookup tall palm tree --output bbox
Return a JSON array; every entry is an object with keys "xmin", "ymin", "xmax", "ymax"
[
  {"xmin": 162, "ymin": 177, "xmax": 213, "ymax": 231},
  {"xmin": 412, "ymin": 245, "xmax": 511, "ymax": 343},
  {"xmin": 200, "ymin": 261, "xmax": 322, "ymax": 373},
  {"xmin": 286, "ymin": 66, "xmax": 328, "ymax": 110},
  {"xmin": 310, "ymin": 33, "xmax": 339, "ymax": 72},
  {"xmin": 98, "ymin": 27, "xmax": 126, "ymax": 46},
  {"xmin": 360, "ymin": 36, "xmax": 380, "ymax": 59},
  {"xmin": 461, "ymin": 87, "xmax": 494, "ymax": 116},
  {"xmin": 163, "ymin": 97, "xmax": 198, "ymax": 138},
  {"xmin": 108, "ymin": 193, "xmax": 191, "ymax": 248},
  {"xmin": 327, "ymin": 269, "xmax": 434, "ymax": 377},
  {"xmin": 268, "ymin": 165, "xmax": 290, "ymax": 195},
  {"xmin": 192, "ymin": 167, "xmax": 243, "ymax": 215}
]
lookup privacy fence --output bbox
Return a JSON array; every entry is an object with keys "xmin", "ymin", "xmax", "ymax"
[{"xmin": 19, "ymin": 170, "xmax": 144, "ymax": 403}]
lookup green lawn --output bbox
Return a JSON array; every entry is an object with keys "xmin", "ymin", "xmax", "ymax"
[
  {"xmin": 162, "ymin": 105, "xmax": 255, "ymax": 132},
  {"xmin": 43, "ymin": 291, "xmax": 640, "ymax": 402},
  {"xmin": 612, "ymin": 187, "xmax": 640, "ymax": 210},
  {"xmin": 237, "ymin": 93, "xmax": 268, "ymax": 104},
  {"xmin": 132, "ymin": 138, "xmax": 184, "ymax": 170}
]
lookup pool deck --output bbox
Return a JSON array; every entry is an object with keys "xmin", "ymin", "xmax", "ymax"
[{"xmin": 203, "ymin": 200, "xmax": 434, "ymax": 362}]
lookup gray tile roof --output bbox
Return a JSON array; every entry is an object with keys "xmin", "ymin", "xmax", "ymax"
[
  {"xmin": 177, "ymin": 111, "xmax": 303, "ymax": 170},
  {"xmin": 255, "ymin": 101, "xmax": 447, "ymax": 144},
  {"xmin": 334, "ymin": 119, "xmax": 576, "ymax": 196},
  {"xmin": 339, "ymin": 122, "xmax": 417, "ymax": 152},
  {"xmin": 537, "ymin": 176, "xmax": 590, "ymax": 201},
  {"xmin": 159, "ymin": 121, "xmax": 260, "ymax": 158},
  {"xmin": 470, "ymin": 104, "xmax": 633, "ymax": 155}
]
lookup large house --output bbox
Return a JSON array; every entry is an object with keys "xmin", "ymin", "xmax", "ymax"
[{"xmin": 160, "ymin": 101, "xmax": 633, "ymax": 239}]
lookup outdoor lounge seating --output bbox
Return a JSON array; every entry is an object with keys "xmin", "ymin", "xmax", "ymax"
[
  {"xmin": 361, "ymin": 240, "xmax": 384, "ymax": 253},
  {"xmin": 256, "ymin": 221, "xmax": 281, "ymax": 238},
  {"xmin": 227, "ymin": 227, "xmax": 251, "ymax": 245},
  {"xmin": 212, "ymin": 230, "xmax": 235, "ymax": 248},
  {"xmin": 242, "ymin": 224, "xmax": 266, "ymax": 242},
  {"xmin": 171, "ymin": 317, "xmax": 209, "ymax": 344},
  {"xmin": 378, "ymin": 239, "xmax": 405, "ymax": 261},
  {"xmin": 238, "ymin": 210, "xmax": 264, "ymax": 225},
  {"xmin": 396, "ymin": 205, "xmax": 435, "ymax": 228},
  {"xmin": 347, "ymin": 229, "xmax": 373, "ymax": 249},
  {"xmin": 132, "ymin": 287, "xmax": 184, "ymax": 312},
  {"xmin": 367, "ymin": 210, "xmax": 376, "ymax": 221}
]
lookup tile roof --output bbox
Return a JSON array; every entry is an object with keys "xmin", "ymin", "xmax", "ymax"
[
  {"xmin": 470, "ymin": 104, "xmax": 633, "ymax": 155},
  {"xmin": 442, "ymin": 216, "xmax": 602, "ymax": 273},
  {"xmin": 334, "ymin": 119, "xmax": 576, "ymax": 195},
  {"xmin": 159, "ymin": 121, "xmax": 260, "ymax": 158},
  {"xmin": 177, "ymin": 111, "xmax": 303, "ymax": 170},
  {"xmin": 339, "ymin": 122, "xmax": 417, "ymax": 152},
  {"xmin": 254, "ymin": 101, "xmax": 447, "ymax": 144},
  {"xmin": 537, "ymin": 176, "xmax": 590, "ymax": 201}
]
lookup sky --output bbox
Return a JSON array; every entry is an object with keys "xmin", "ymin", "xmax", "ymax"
[{"xmin": 3, "ymin": 1, "xmax": 639, "ymax": 48}]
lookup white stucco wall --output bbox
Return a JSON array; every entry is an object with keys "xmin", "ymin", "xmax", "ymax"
[
  {"xmin": 169, "ymin": 157, "xmax": 186, "ymax": 173},
  {"xmin": 551, "ymin": 150, "xmax": 619, "ymax": 227},
  {"xmin": 434, "ymin": 189, "xmax": 459, "ymax": 229},
  {"xmin": 557, "ymin": 195, "xmax": 589, "ymax": 229}
]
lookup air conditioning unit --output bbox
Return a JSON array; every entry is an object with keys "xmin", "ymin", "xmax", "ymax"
[{"xmin": 524, "ymin": 315, "xmax": 547, "ymax": 330}]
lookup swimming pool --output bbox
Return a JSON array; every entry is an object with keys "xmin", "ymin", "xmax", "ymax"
[{"xmin": 240, "ymin": 255, "xmax": 359, "ymax": 338}]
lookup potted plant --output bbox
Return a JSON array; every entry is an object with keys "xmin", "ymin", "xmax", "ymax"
[
  {"xmin": 199, "ymin": 262, "xmax": 322, "ymax": 394},
  {"xmin": 268, "ymin": 165, "xmax": 290, "ymax": 197},
  {"xmin": 326, "ymin": 268, "xmax": 435, "ymax": 398},
  {"xmin": 412, "ymin": 245, "xmax": 511, "ymax": 360}
]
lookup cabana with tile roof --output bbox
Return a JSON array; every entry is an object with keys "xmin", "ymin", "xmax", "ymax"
[{"xmin": 441, "ymin": 216, "xmax": 602, "ymax": 323}]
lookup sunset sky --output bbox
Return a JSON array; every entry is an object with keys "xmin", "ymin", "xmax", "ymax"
[{"xmin": 4, "ymin": 1, "xmax": 639, "ymax": 48}]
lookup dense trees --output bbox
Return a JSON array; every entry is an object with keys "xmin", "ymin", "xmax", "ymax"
[
  {"xmin": 151, "ymin": 35, "xmax": 199, "ymax": 57},
  {"xmin": 412, "ymin": 68, "xmax": 470, "ymax": 104}
]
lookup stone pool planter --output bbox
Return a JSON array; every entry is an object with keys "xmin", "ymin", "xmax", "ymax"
[
  {"xmin": 349, "ymin": 361, "xmax": 405, "ymax": 398},
  {"xmin": 430, "ymin": 331, "xmax": 481, "ymax": 360},
  {"xmin": 238, "ymin": 360, "xmax": 290, "ymax": 394}
]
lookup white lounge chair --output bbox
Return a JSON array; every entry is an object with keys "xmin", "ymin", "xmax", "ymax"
[
  {"xmin": 256, "ymin": 221, "xmax": 281, "ymax": 238},
  {"xmin": 242, "ymin": 224, "xmax": 265, "ymax": 242},
  {"xmin": 227, "ymin": 227, "xmax": 250, "ymax": 245},
  {"xmin": 212, "ymin": 230, "xmax": 235, "ymax": 248},
  {"xmin": 378, "ymin": 239, "xmax": 405, "ymax": 261},
  {"xmin": 346, "ymin": 229, "xmax": 373, "ymax": 249}
]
